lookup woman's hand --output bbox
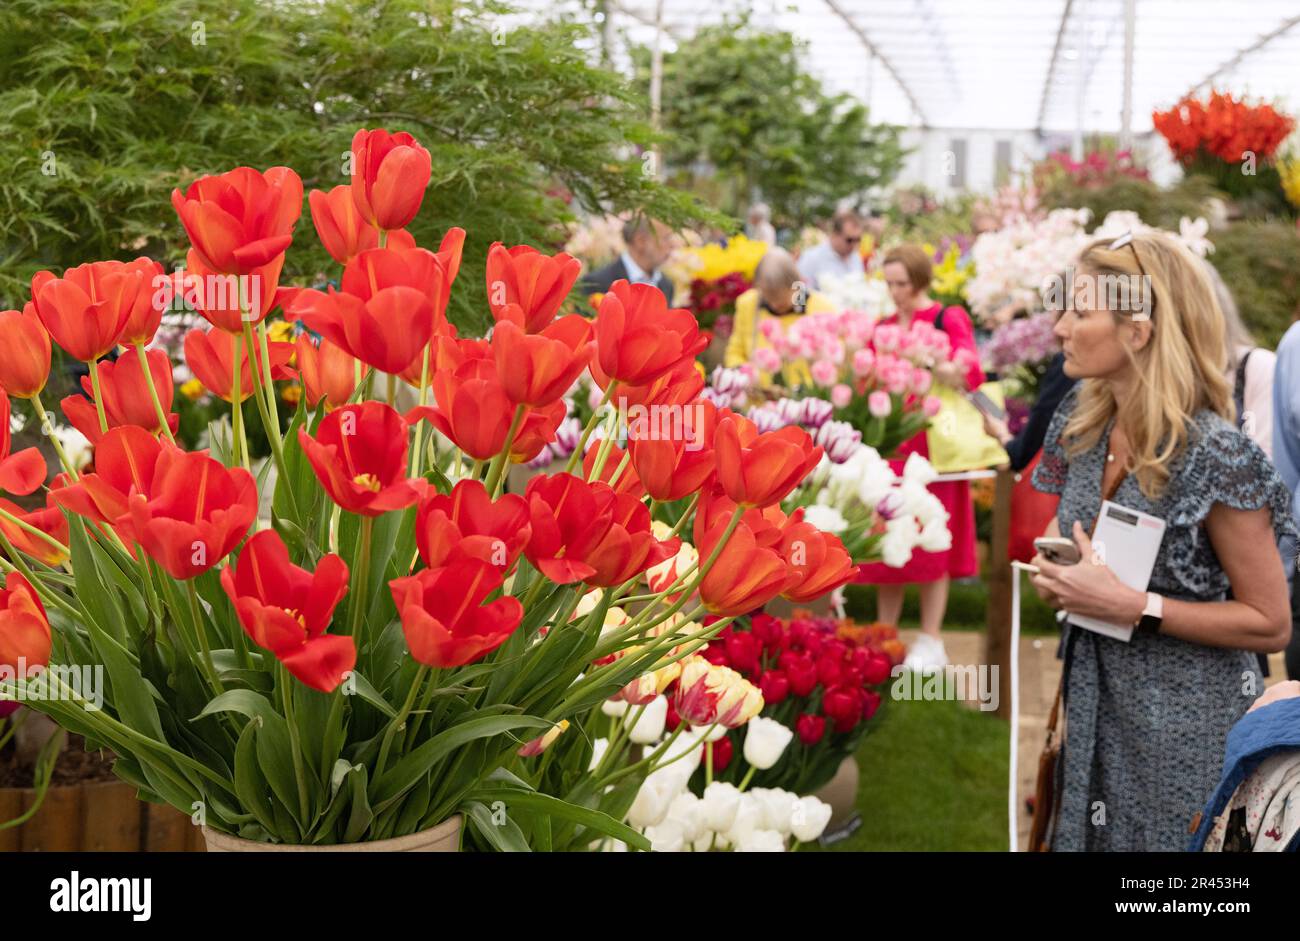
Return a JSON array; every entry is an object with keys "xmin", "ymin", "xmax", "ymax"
[
  {"xmin": 1031, "ymin": 522, "xmax": 1146, "ymax": 624},
  {"xmin": 982, "ymin": 411, "xmax": 1012, "ymax": 445}
]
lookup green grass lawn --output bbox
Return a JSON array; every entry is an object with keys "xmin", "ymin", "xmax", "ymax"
[{"xmin": 812, "ymin": 695, "xmax": 1011, "ymax": 852}]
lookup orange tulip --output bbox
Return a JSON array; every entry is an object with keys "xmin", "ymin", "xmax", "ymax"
[
  {"xmin": 31, "ymin": 258, "xmax": 158, "ymax": 362},
  {"xmin": 349, "ymin": 128, "xmax": 433, "ymax": 231},
  {"xmin": 779, "ymin": 521, "xmax": 856, "ymax": 603},
  {"xmin": 184, "ymin": 327, "xmax": 296, "ymax": 403},
  {"xmin": 491, "ymin": 315, "xmax": 592, "ymax": 407},
  {"xmin": 583, "ymin": 441, "xmax": 645, "ymax": 501},
  {"xmin": 171, "ymin": 166, "xmax": 303, "ymax": 275},
  {"xmin": 0, "ymin": 391, "xmax": 45, "ymax": 496},
  {"xmin": 627, "ymin": 398, "xmax": 716, "ymax": 502},
  {"xmin": 0, "ymin": 494, "xmax": 70, "ymax": 567},
  {"xmin": 0, "ymin": 304, "xmax": 52, "ymax": 398},
  {"xmin": 182, "ymin": 249, "xmax": 284, "ymax": 333},
  {"xmin": 485, "ymin": 243, "xmax": 582, "ymax": 333},
  {"xmin": 295, "ymin": 334, "xmax": 365, "ymax": 410},
  {"xmin": 288, "ymin": 283, "xmax": 435, "ymax": 376},
  {"xmin": 61, "ymin": 350, "xmax": 178, "ymax": 445},
  {"xmin": 309, "ymin": 183, "xmax": 416, "ymax": 265},
  {"xmin": 0, "ymin": 572, "xmax": 51, "ymax": 677},
  {"xmin": 714, "ymin": 411, "xmax": 822, "ymax": 508},
  {"xmin": 594, "ymin": 280, "xmax": 707, "ymax": 386},
  {"xmin": 696, "ymin": 517, "xmax": 796, "ymax": 617},
  {"xmin": 49, "ymin": 426, "xmax": 164, "ymax": 527}
]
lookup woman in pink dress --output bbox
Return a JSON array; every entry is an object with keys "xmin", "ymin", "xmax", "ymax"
[{"xmin": 858, "ymin": 245, "xmax": 983, "ymax": 672}]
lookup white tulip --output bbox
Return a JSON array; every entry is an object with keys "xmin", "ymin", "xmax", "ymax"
[
  {"xmin": 601, "ymin": 698, "xmax": 629, "ymax": 718},
  {"xmin": 802, "ymin": 503, "xmax": 848, "ymax": 534},
  {"xmin": 626, "ymin": 766, "xmax": 686, "ymax": 829},
  {"xmin": 736, "ymin": 829, "xmax": 786, "ymax": 852},
  {"xmin": 694, "ymin": 723, "xmax": 729, "ymax": 743},
  {"xmin": 857, "ymin": 458, "xmax": 899, "ymax": 507},
  {"xmin": 588, "ymin": 737, "xmax": 609, "ymax": 772},
  {"xmin": 742, "ymin": 716, "xmax": 794, "ymax": 771},
  {"xmin": 901, "ymin": 451, "xmax": 937, "ymax": 485},
  {"xmin": 700, "ymin": 781, "xmax": 741, "ymax": 833},
  {"xmin": 666, "ymin": 791, "xmax": 704, "ymax": 844},
  {"xmin": 918, "ymin": 516, "xmax": 952, "ymax": 553},
  {"xmin": 881, "ymin": 518, "xmax": 920, "ymax": 568},
  {"xmin": 751, "ymin": 787, "xmax": 798, "ymax": 834},
  {"xmin": 646, "ymin": 820, "xmax": 686, "ymax": 853},
  {"xmin": 725, "ymin": 794, "xmax": 764, "ymax": 846},
  {"xmin": 626, "ymin": 695, "xmax": 668, "ymax": 745},
  {"xmin": 790, "ymin": 796, "xmax": 834, "ymax": 843}
]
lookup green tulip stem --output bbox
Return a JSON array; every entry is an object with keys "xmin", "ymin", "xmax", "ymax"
[
  {"xmin": 87, "ymin": 356, "xmax": 109, "ymax": 434},
  {"xmin": 230, "ymin": 332, "xmax": 249, "ymax": 470},
  {"xmin": 484, "ymin": 404, "xmax": 526, "ymax": 498},
  {"xmin": 135, "ymin": 342, "xmax": 176, "ymax": 444},
  {"xmin": 30, "ymin": 392, "xmax": 77, "ymax": 480},
  {"xmin": 410, "ymin": 346, "xmax": 432, "ymax": 478},
  {"xmin": 564, "ymin": 381, "xmax": 618, "ymax": 474},
  {"xmin": 377, "ymin": 664, "xmax": 428, "ymax": 779},
  {"xmin": 347, "ymin": 515, "xmax": 375, "ymax": 646}
]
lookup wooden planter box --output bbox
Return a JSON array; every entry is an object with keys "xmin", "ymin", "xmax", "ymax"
[{"xmin": 0, "ymin": 781, "xmax": 203, "ymax": 852}]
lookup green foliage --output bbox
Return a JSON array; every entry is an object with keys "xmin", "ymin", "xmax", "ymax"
[
  {"xmin": 0, "ymin": 0, "xmax": 720, "ymax": 335},
  {"xmin": 1208, "ymin": 220, "xmax": 1300, "ymax": 348},
  {"xmin": 1040, "ymin": 173, "xmax": 1222, "ymax": 232},
  {"xmin": 639, "ymin": 18, "xmax": 905, "ymax": 231}
]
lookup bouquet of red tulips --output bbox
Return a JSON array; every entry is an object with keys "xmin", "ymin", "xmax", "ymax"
[{"xmin": 0, "ymin": 128, "xmax": 861, "ymax": 849}]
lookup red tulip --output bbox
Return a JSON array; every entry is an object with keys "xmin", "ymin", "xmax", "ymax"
[
  {"xmin": 389, "ymin": 556, "xmax": 523, "ymax": 668},
  {"xmin": 594, "ymin": 280, "xmax": 707, "ymax": 386},
  {"xmin": 581, "ymin": 488, "xmax": 679, "ymax": 588},
  {"xmin": 694, "ymin": 487, "xmax": 794, "ymax": 551},
  {"xmin": 407, "ymin": 355, "xmax": 513, "ymax": 461},
  {"xmin": 118, "ymin": 258, "xmax": 169, "ymax": 346},
  {"xmin": 696, "ymin": 517, "xmax": 797, "ymax": 617},
  {"xmin": 220, "ymin": 530, "xmax": 355, "ymax": 693},
  {"xmin": 0, "ymin": 495, "xmax": 70, "ymax": 566},
  {"xmin": 184, "ymin": 327, "xmax": 296, "ymax": 403},
  {"xmin": 510, "ymin": 400, "xmax": 567, "ymax": 464},
  {"xmin": 816, "ymin": 655, "xmax": 843, "ymax": 689},
  {"xmin": 522, "ymin": 473, "xmax": 615, "ymax": 584},
  {"xmin": 0, "ymin": 304, "xmax": 52, "ymax": 398},
  {"xmin": 491, "ymin": 316, "xmax": 592, "ymax": 407},
  {"xmin": 295, "ymin": 334, "xmax": 366, "ymax": 411},
  {"xmin": 714, "ymin": 411, "xmax": 822, "ymax": 508},
  {"xmin": 0, "ymin": 572, "xmax": 51, "ymax": 676},
  {"xmin": 724, "ymin": 630, "xmax": 762, "ymax": 676},
  {"xmin": 349, "ymin": 128, "xmax": 433, "ymax": 231},
  {"xmin": 49, "ymin": 426, "xmax": 164, "ymax": 527},
  {"xmin": 125, "ymin": 448, "xmax": 257, "ymax": 579},
  {"xmin": 298, "ymin": 402, "xmax": 424, "ymax": 516},
  {"xmin": 182, "ymin": 249, "xmax": 284, "ymax": 333},
  {"xmin": 309, "ymin": 184, "xmax": 416, "ymax": 265},
  {"xmin": 582, "ymin": 441, "xmax": 645, "ymax": 501},
  {"xmin": 0, "ymin": 391, "xmax": 46, "ymax": 496},
  {"xmin": 822, "ymin": 686, "xmax": 862, "ymax": 733},
  {"xmin": 31, "ymin": 259, "xmax": 156, "ymax": 362},
  {"xmin": 785, "ymin": 653, "xmax": 818, "ymax": 697},
  {"xmin": 749, "ymin": 613, "xmax": 785, "ymax": 651},
  {"xmin": 287, "ymin": 284, "xmax": 433, "ymax": 375},
  {"xmin": 779, "ymin": 521, "xmax": 856, "ymax": 603},
  {"xmin": 759, "ymin": 669, "xmax": 790, "ymax": 705},
  {"xmin": 62, "ymin": 350, "xmax": 178, "ymax": 445},
  {"xmin": 862, "ymin": 653, "xmax": 892, "ymax": 686},
  {"xmin": 171, "ymin": 166, "xmax": 303, "ymax": 275},
  {"xmin": 414, "ymin": 479, "xmax": 531, "ymax": 572},
  {"xmin": 704, "ymin": 735, "xmax": 733, "ymax": 772},
  {"xmin": 862, "ymin": 689, "xmax": 882, "ymax": 721},
  {"xmin": 795, "ymin": 713, "xmax": 826, "ymax": 745},
  {"xmin": 591, "ymin": 355, "xmax": 704, "ymax": 410},
  {"xmin": 485, "ymin": 243, "xmax": 582, "ymax": 333},
  {"xmin": 627, "ymin": 398, "xmax": 716, "ymax": 501}
]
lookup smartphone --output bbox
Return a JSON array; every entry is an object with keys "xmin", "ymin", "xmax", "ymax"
[
  {"xmin": 967, "ymin": 389, "xmax": 1006, "ymax": 422},
  {"xmin": 1033, "ymin": 536, "xmax": 1081, "ymax": 565}
]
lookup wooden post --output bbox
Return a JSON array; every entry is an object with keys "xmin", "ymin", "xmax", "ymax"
[{"xmin": 984, "ymin": 467, "xmax": 1014, "ymax": 720}]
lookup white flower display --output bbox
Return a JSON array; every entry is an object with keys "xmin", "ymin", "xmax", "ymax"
[
  {"xmin": 802, "ymin": 502, "xmax": 848, "ymax": 534},
  {"xmin": 735, "ymin": 829, "xmax": 786, "ymax": 852},
  {"xmin": 742, "ymin": 717, "xmax": 795, "ymax": 771},
  {"xmin": 625, "ymin": 695, "xmax": 668, "ymax": 745},
  {"xmin": 700, "ymin": 782, "xmax": 742, "ymax": 833},
  {"xmin": 790, "ymin": 796, "xmax": 835, "ymax": 843}
]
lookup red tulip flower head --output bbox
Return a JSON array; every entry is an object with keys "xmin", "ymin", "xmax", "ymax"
[
  {"xmin": 714, "ymin": 411, "xmax": 822, "ymax": 508},
  {"xmin": 696, "ymin": 517, "xmax": 797, "ymax": 617},
  {"xmin": 0, "ymin": 304, "xmax": 52, "ymax": 398},
  {"xmin": 627, "ymin": 398, "xmax": 717, "ymax": 501},
  {"xmin": 31, "ymin": 259, "xmax": 157, "ymax": 362},
  {"xmin": 309, "ymin": 183, "xmax": 416, "ymax": 265},
  {"xmin": 220, "ymin": 530, "xmax": 355, "ymax": 693},
  {"xmin": 594, "ymin": 280, "xmax": 707, "ymax": 386},
  {"xmin": 490, "ymin": 315, "xmax": 592, "ymax": 407},
  {"xmin": 779, "ymin": 522, "xmax": 856, "ymax": 603},
  {"xmin": 414, "ymin": 479, "xmax": 531, "ymax": 572},
  {"xmin": 183, "ymin": 327, "xmax": 296, "ymax": 404},
  {"xmin": 349, "ymin": 129, "xmax": 433, "ymax": 231},
  {"xmin": 0, "ymin": 572, "xmax": 51, "ymax": 677},
  {"xmin": 0, "ymin": 391, "xmax": 46, "ymax": 496},
  {"xmin": 49, "ymin": 426, "xmax": 164, "ymax": 527},
  {"xmin": 389, "ymin": 557, "xmax": 524, "ymax": 668},
  {"xmin": 62, "ymin": 349, "xmax": 178, "ymax": 444},
  {"xmin": 522, "ymin": 473, "xmax": 615, "ymax": 584},
  {"xmin": 485, "ymin": 243, "xmax": 582, "ymax": 334},
  {"xmin": 295, "ymin": 334, "xmax": 366, "ymax": 411},
  {"xmin": 580, "ymin": 489, "xmax": 679, "ymax": 588},
  {"xmin": 298, "ymin": 402, "xmax": 424, "ymax": 516},
  {"xmin": 171, "ymin": 166, "xmax": 303, "ymax": 275}
]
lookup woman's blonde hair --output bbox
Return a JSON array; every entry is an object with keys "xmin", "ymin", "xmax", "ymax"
[{"xmin": 1062, "ymin": 231, "xmax": 1233, "ymax": 498}]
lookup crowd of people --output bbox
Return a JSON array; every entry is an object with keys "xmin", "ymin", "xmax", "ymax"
[{"xmin": 613, "ymin": 201, "xmax": 1300, "ymax": 853}]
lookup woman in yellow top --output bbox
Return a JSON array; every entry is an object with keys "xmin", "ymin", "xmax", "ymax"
[{"xmin": 725, "ymin": 247, "xmax": 836, "ymax": 389}]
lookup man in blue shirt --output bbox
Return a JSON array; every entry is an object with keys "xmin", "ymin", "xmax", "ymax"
[{"xmin": 1271, "ymin": 320, "xmax": 1300, "ymax": 679}]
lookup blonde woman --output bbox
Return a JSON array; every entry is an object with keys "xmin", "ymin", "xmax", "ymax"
[{"xmin": 1030, "ymin": 232, "xmax": 1294, "ymax": 852}]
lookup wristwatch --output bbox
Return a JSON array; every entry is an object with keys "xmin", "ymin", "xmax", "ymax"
[{"xmin": 1135, "ymin": 592, "xmax": 1163, "ymax": 635}]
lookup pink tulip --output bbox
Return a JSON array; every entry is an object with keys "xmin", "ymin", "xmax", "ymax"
[
  {"xmin": 831, "ymin": 383, "xmax": 853, "ymax": 408},
  {"xmin": 868, "ymin": 390, "xmax": 892, "ymax": 418}
]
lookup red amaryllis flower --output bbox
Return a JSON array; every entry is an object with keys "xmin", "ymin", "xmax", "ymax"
[
  {"xmin": 0, "ymin": 391, "xmax": 46, "ymax": 496},
  {"xmin": 62, "ymin": 350, "xmax": 179, "ymax": 445},
  {"xmin": 627, "ymin": 398, "xmax": 716, "ymax": 501},
  {"xmin": 298, "ymin": 402, "xmax": 424, "ymax": 516},
  {"xmin": 714, "ymin": 411, "xmax": 822, "ymax": 508},
  {"xmin": 594, "ymin": 280, "xmax": 707, "ymax": 386},
  {"xmin": 295, "ymin": 334, "xmax": 366, "ymax": 411},
  {"xmin": 389, "ymin": 556, "xmax": 524, "ymax": 668},
  {"xmin": 0, "ymin": 304, "xmax": 52, "ymax": 398},
  {"xmin": 309, "ymin": 184, "xmax": 416, "ymax": 265},
  {"xmin": 0, "ymin": 495, "xmax": 70, "ymax": 566},
  {"xmin": 349, "ymin": 128, "xmax": 433, "ymax": 231},
  {"xmin": 485, "ymin": 243, "xmax": 582, "ymax": 333},
  {"xmin": 822, "ymin": 686, "xmax": 863, "ymax": 733},
  {"xmin": 181, "ymin": 249, "xmax": 284, "ymax": 333},
  {"xmin": 31, "ymin": 259, "xmax": 158, "ymax": 362},
  {"xmin": 522, "ymin": 473, "xmax": 615, "ymax": 583},
  {"xmin": 287, "ymin": 284, "xmax": 433, "ymax": 375},
  {"xmin": 581, "ymin": 489, "xmax": 679, "ymax": 588},
  {"xmin": 414, "ymin": 478, "xmax": 531, "ymax": 572},
  {"xmin": 779, "ymin": 522, "xmax": 856, "ymax": 603},
  {"xmin": 125, "ymin": 449, "xmax": 257, "ymax": 579},
  {"xmin": 183, "ymin": 327, "xmax": 296, "ymax": 403},
  {"xmin": 696, "ymin": 518, "xmax": 796, "ymax": 617},
  {"xmin": 0, "ymin": 572, "xmax": 51, "ymax": 676},
  {"xmin": 795, "ymin": 712, "xmax": 826, "ymax": 745},
  {"xmin": 582, "ymin": 441, "xmax": 645, "ymax": 501},
  {"xmin": 171, "ymin": 166, "xmax": 303, "ymax": 275},
  {"xmin": 491, "ymin": 316, "xmax": 592, "ymax": 407},
  {"xmin": 220, "ymin": 530, "xmax": 355, "ymax": 693},
  {"xmin": 49, "ymin": 426, "xmax": 164, "ymax": 527}
]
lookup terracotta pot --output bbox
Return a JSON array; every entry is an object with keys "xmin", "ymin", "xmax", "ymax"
[
  {"xmin": 201, "ymin": 814, "xmax": 463, "ymax": 852},
  {"xmin": 0, "ymin": 780, "xmax": 203, "ymax": 852},
  {"xmin": 813, "ymin": 756, "xmax": 860, "ymax": 828}
]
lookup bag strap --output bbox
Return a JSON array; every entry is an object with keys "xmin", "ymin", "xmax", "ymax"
[{"xmin": 933, "ymin": 306, "xmax": 946, "ymax": 334}]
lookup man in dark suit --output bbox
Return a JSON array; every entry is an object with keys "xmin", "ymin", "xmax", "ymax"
[{"xmin": 581, "ymin": 217, "xmax": 675, "ymax": 300}]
